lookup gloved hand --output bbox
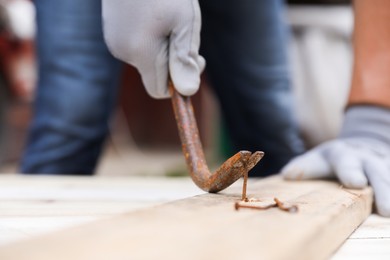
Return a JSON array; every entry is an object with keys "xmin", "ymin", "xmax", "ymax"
[
  {"xmin": 0, "ymin": 0, "xmax": 36, "ymax": 40},
  {"xmin": 281, "ymin": 106, "xmax": 390, "ymax": 217},
  {"xmin": 102, "ymin": 0, "xmax": 205, "ymax": 99}
]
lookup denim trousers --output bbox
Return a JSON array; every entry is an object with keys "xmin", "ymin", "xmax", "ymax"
[{"xmin": 21, "ymin": 0, "xmax": 304, "ymax": 176}]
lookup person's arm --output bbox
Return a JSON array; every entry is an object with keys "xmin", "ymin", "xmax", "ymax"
[
  {"xmin": 282, "ymin": 0, "xmax": 390, "ymax": 217},
  {"xmin": 349, "ymin": 0, "xmax": 390, "ymax": 108}
]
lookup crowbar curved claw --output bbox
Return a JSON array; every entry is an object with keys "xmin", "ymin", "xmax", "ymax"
[{"xmin": 169, "ymin": 81, "xmax": 264, "ymax": 193}]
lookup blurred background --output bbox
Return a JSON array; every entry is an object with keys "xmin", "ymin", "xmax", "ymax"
[{"xmin": 0, "ymin": 0, "xmax": 353, "ymax": 176}]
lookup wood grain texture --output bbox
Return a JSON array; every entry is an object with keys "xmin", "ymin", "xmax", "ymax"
[
  {"xmin": 0, "ymin": 176, "xmax": 372, "ymax": 260},
  {"xmin": 0, "ymin": 175, "xmax": 201, "ymax": 245}
]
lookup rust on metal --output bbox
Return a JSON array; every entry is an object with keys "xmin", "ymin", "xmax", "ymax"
[
  {"xmin": 236, "ymin": 158, "xmax": 298, "ymax": 213},
  {"xmin": 235, "ymin": 198, "xmax": 298, "ymax": 213},
  {"xmin": 169, "ymin": 80, "xmax": 264, "ymax": 193},
  {"xmin": 274, "ymin": 198, "xmax": 298, "ymax": 213},
  {"xmin": 242, "ymin": 167, "xmax": 249, "ymax": 201},
  {"xmin": 235, "ymin": 202, "xmax": 275, "ymax": 211}
]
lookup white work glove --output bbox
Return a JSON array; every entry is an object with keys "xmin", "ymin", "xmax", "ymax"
[
  {"xmin": 102, "ymin": 0, "xmax": 205, "ymax": 99},
  {"xmin": 0, "ymin": 0, "xmax": 36, "ymax": 40},
  {"xmin": 281, "ymin": 106, "xmax": 390, "ymax": 217}
]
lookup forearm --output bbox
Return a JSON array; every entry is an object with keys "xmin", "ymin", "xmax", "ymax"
[{"xmin": 349, "ymin": 0, "xmax": 390, "ymax": 108}]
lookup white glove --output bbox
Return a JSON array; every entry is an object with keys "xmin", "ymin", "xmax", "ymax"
[
  {"xmin": 281, "ymin": 106, "xmax": 390, "ymax": 217},
  {"xmin": 0, "ymin": 0, "xmax": 36, "ymax": 40},
  {"xmin": 102, "ymin": 0, "xmax": 205, "ymax": 99}
]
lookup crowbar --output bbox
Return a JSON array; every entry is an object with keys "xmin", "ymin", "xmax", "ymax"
[{"xmin": 169, "ymin": 80, "xmax": 264, "ymax": 193}]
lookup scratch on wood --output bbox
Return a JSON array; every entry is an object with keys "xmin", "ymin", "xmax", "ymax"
[{"xmin": 339, "ymin": 185, "xmax": 362, "ymax": 198}]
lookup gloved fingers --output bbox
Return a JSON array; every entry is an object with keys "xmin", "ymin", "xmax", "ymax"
[
  {"xmin": 281, "ymin": 148, "xmax": 333, "ymax": 180},
  {"xmin": 327, "ymin": 142, "xmax": 368, "ymax": 189},
  {"xmin": 364, "ymin": 157, "xmax": 390, "ymax": 217},
  {"xmin": 169, "ymin": 0, "xmax": 205, "ymax": 97},
  {"xmin": 102, "ymin": 4, "xmax": 170, "ymax": 98},
  {"xmin": 136, "ymin": 39, "xmax": 171, "ymax": 99},
  {"xmin": 102, "ymin": 0, "xmax": 204, "ymax": 98}
]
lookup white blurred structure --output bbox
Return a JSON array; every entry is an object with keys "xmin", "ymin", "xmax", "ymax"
[
  {"xmin": 287, "ymin": 5, "xmax": 353, "ymax": 147},
  {"xmin": 0, "ymin": 0, "xmax": 35, "ymax": 39}
]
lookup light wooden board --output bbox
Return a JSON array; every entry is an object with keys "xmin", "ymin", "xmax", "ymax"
[
  {"xmin": 0, "ymin": 176, "xmax": 372, "ymax": 260},
  {"xmin": 0, "ymin": 175, "xmax": 202, "ymax": 245},
  {"xmin": 331, "ymin": 215, "xmax": 390, "ymax": 260}
]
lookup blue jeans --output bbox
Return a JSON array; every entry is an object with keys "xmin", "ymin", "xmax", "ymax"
[
  {"xmin": 200, "ymin": 0, "xmax": 305, "ymax": 176},
  {"xmin": 21, "ymin": 0, "xmax": 304, "ymax": 176},
  {"xmin": 21, "ymin": 0, "xmax": 122, "ymax": 174}
]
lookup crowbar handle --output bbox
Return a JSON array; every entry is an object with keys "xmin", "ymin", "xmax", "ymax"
[{"xmin": 169, "ymin": 80, "xmax": 263, "ymax": 193}]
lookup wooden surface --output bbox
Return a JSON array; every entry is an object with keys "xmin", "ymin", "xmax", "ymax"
[
  {"xmin": 0, "ymin": 175, "xmax": 373, "ymax": 260},
  {"xmin": 332, "ymin": 214, "xmax": 390, "ymax": 260},
  {"xmin": 0, "ymin": 175, "xmax": 201, "ymax": 245}
]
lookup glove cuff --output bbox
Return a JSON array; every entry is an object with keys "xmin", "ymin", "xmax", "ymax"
[{"xmin": 340, "ymin": 105, "xmax": 390, "ymax": 145}]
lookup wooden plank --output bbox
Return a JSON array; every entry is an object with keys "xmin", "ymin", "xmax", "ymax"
[
  {"xmin": 0, "ymin": 175, "xmax": 201, "ymax": 245},
  {"xmin": 330, "ymin": 215, "xmax": 390, "ymax": 260},
  {"xmin": 349, "ymin": 215, "xmax": 390, "ymax": 239},
  {"xmin": 0, "ymin": 175, "xmax": 202, "ymax": 217},
  {"xmin": 0, "ymin": 176, "xmax": 372, "ymax": 260},
  {"xmin": 331, "ymin": 238, "xmax": 390, "ymax": 260}
]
